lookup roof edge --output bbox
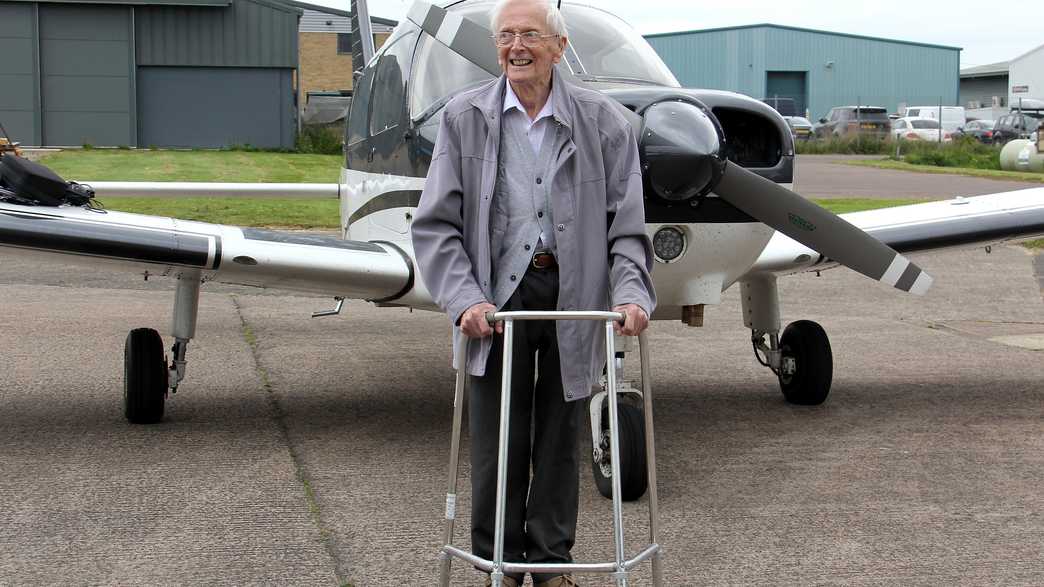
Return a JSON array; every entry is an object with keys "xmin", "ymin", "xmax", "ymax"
[
  {"xmin": 1011, "ymin": 41, "xmax": 1044, "ymax": 63},
  {"xmin": 643, "ymin": 22, "xmax": 962, "ymax": 52},
  {"xmin": 283, "ymin": 0, "xmax": 397, "ymax": 25}
]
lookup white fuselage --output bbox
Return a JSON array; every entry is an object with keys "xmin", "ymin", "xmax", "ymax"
[{"xmin": 340, "ymin": 167, "xmax": 778, "ymax": 319}]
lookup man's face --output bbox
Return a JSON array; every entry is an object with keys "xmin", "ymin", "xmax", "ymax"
[{"xmin": 495, "ymin": 1, "xmax": 567, "ymax": 89}]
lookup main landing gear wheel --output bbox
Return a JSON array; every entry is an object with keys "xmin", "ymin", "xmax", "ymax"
[
  {"xmin": 124, "ymin": 328, "xmax": 168, "ymax": 424},
  {"xmin": 592, "ymin": 403, "xmax": 648, "ymax": 501},
  {"xmin": 778, "ymin": 320, "xmax": 833, "ymax": 405}
]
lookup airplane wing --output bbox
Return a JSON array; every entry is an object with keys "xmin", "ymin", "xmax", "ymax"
[
  {"xmin": 0, "ymin": 199, "xmax": 426, "ymax": 306},
  {"xmin": 748, "ymin": 188, "xmax": 1044, "ymax": 277}
]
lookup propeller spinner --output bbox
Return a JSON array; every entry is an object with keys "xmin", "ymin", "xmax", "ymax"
[{"xmin": 406, "ymin": 0, "xmax": 932, "ymax": 295}]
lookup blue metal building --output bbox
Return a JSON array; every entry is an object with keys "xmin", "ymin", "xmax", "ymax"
[{"xmin": 645, "ymin": 24, "xmax": 961, "ymax": 121}]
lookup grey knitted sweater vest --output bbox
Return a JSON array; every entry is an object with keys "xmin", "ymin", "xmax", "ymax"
[{"xmin": 490, "ymin": 112, "xmax": 560, "ymax": 309}]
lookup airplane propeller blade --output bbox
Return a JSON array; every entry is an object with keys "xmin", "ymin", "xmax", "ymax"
[
  {"xmin": 407, "ymin": 0, "xmax": 501, "ymax": 76},
  {"xmin": 405, "ymin": 0, "xmax": 932, "ymax": 295},
  {"xmin": 715, "ymin": 164, "xmax": 933, "ymax": 294}
]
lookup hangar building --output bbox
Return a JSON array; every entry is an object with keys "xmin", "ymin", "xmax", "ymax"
[
  {"xmin": 645, "ymin": 24, "xmax": 961, "ymax": 122},
  {"xmin": 0, "ymin": 0, "xmax": 301, "ymax": 149}
]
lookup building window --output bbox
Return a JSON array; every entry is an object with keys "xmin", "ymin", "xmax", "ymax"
[{"xmin": 337, "ymin": 33, "xmax": 351, "ymax": 55}]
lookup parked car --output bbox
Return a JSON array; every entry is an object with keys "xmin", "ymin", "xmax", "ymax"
[
  {"xmin": 783, "ymin": 116, "xmax": 814, "ymax": 141},
  {"xmin": 890, "ymin": 117, "xmax": 951, "ymax": 142},
  {"xmin": 992, "ymin": 113, "xmax": 1042, "ymax": 145},
  {"xmin": 814, "ymin": 106, "xmax": 890, "ymax": 139},
  {"xmin": 903, "ymin": 106, "xmax": 966, "ymax": 133},
  {"xmin": 951, "ymin": 119, "xmax": 994, "ymax": 143}
]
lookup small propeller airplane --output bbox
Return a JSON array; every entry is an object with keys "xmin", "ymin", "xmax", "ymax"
[{"xmin": 0, "ymin": 0, "xmax": 1041, "ymax": 500}]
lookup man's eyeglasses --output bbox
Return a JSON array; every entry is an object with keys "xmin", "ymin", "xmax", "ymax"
[{"xmin": 491, "ymin": 31, "xmax": 559, "ymax": 47}]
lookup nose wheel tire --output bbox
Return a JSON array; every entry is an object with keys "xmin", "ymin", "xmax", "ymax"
[
  {"xmin": 777, "ymin": 320, "xmax": 832, "ymax": 405},
  {"xmin": 591, "ymin": 402, "xmax": 648, "ymax": 501},
  {"xmin": 124, "ymin": 328, "xmax": 168, "ymax": 424}
]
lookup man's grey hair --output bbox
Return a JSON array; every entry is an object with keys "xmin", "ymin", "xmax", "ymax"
[{"xmin": 490, "ymin": 0, "xmax": 569, "ymax": 38}]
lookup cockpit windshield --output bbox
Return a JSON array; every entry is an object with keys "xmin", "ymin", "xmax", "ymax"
[
  {"xmin": 561, "ymin": 4, "xmax": 679, "ymax": 86},
  {"xmin": 409, "ymin": 1, "xmax": 679, "ymax": 119}
]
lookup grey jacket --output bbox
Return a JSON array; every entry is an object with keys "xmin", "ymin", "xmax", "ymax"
[{"xmin": 411, "ymin": 71, "xmax": 655, "ymax": 400}]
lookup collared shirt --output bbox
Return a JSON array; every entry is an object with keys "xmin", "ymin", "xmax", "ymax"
[{"xmin": 503, "ymin": 81, "xmax": 555, "ymax": 154}]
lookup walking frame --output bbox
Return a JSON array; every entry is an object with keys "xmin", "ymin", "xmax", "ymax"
[{"xmin": 438, "ymin": 310, "xmax": 663, "ymax": 586}]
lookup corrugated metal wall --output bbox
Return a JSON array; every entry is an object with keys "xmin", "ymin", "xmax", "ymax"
[
  {"xmin": 0, "ymin": 3, "xmax": 38, "ymax": 144},
  {"xmin": 39, "ymin": 3, "xmax": 134, "ymax": 146},
  {"xmin": 646, "ymin": 26, "xmax": 960, "ymax": 120},
  {"xmin": 1009, "ymin": 45, "xmax": 1044, "ymax": 104},
  {"xmin": 0, "ymin": 0, "xmax": 299, "ymax": 147},
  {"xmin": 135, "ymin": 0, "xmax": 298, "ymax": 68},
  {"xmin": 960, "ymin": 77, "xmax": 1008, "ymax": 109}
]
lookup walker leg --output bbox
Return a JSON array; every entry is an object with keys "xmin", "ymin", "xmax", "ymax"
[
  {"xmin": 604, "ymin": 321, "xmax": 629, "ymax": 587},
  {"xmin": 437, "ymin": 552, "xmax": 452, "ymax": 587},
  {"xmin": 639, "ymin": 330, "xmax": 664, "ymax": 587},
  {"xmin": 492, "ymin": 320, "xmax": 515, "ymax": 587},
  {"xmin": 438, "ymin": 356, "xmax": 470, "ymax": 587}
]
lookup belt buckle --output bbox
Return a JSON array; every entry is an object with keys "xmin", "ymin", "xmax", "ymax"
[{"xmin": 532, "ymin": 250, "xmax": 555, "ymax": 270}]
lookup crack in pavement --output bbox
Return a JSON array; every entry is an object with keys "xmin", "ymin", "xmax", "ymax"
[{"xmin": 230, "ymin": 294, "xmax": 350, "ymax": 585}]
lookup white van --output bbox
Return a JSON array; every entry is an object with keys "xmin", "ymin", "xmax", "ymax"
[{"xmin": 903, "ymin": 106, "xmax": 966, "ymax": 132}]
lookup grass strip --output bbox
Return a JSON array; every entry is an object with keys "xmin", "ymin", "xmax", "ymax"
[
  {"xmin": 842, "ymin": 159, "xmax": 1044, "ymax": 183},
  {"xmin": 95, "ymin": 196, "xmax": 1043, "ymax": 250},
  {"xmin": 815, "ymin": 198, "xmax": 924, "ymax": 214},
  {"xmin": 39, "ymin": 149, "xmax": 342, "ymax": 183},
  {"xmin": 99, "ymin": 197, "xmax": 340, "ymax": 229}
]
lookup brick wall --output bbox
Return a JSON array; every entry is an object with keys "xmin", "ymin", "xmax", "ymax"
[{"xmin": 298, "ymin": 32, "xmax": 392, "ymax": 105}]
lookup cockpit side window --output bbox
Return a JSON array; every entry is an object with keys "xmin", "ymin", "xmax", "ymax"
[
  {"xmin": 369, "ymin": 31, "xmax": 417, "ymax": 137},
  {"xmin": 345, "ymin": 60, "xmax": 375, "ymax": 146},
  {"xmin": 409, "ymin": 32, "xmax": 495, "ymax": 120}
]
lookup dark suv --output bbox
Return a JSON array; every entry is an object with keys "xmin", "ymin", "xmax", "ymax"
[
  {"xmin": 992, "ymin": 113, "xmax": 1042, "ymax": 145},
  {"xmin": 814, "ymin": 106, "xmax": 890, "ymax": 139}
]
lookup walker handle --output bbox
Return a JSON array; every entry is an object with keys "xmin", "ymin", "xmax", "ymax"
[{"xmin": 486, "ymin": 310, "xmax": 626, "ymax": 324}]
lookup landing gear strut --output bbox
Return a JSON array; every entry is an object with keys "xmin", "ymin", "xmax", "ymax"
[
  {"xmin": 123, "ymin": 270, "xmax": 201, "ymax": 424},
  {"xmin": 743, "ymin": 275, "xmax": 833, "ymax": 405}
]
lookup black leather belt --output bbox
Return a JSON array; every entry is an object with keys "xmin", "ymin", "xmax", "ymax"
[{"xmin": 531, "ymin": 250, "xmax": 557, "ymax": 270}]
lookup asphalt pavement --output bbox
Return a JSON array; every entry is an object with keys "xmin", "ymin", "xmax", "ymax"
[
  {"xmin": 794, "ymin": 154, "xmax": 1041, "ymax": 199},
  {"xmin": 0, "ymin": 169, "xmax": 1042, "ymax": 585}
]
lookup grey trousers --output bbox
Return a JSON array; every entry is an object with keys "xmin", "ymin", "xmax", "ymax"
[{"xmin": 469, "ymin": 267, "xmax": 582, "ymax": 584}]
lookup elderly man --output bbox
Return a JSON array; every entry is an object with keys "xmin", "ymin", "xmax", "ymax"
[{"xmin": 411, "ymin": 0, "xmax": 655, "ymax": 584}]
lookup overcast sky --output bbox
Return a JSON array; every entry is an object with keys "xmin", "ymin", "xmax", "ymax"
[{"xmin": 312, "ymin": 0, "xmax": 1042, "ymax": 69}]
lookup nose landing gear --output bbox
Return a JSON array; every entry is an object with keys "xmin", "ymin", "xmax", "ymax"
[{"xmin": 744, "ymin": 275, "xmax": 833, "ymax": 405}]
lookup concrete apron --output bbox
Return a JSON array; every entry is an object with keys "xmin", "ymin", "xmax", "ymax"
[{"xmin": 0, "ymin": 244, "xmax": 1041, "ymax": 585}]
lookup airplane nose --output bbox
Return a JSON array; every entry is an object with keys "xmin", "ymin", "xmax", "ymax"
[{"xmin": 638, "ymin": 99, "xmax": 726, "ymax": 202}]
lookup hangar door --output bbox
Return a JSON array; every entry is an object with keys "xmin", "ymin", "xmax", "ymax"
[
  {"xmin": 766, "ymin": 71, "xmax": 807, "ymax": 118},
  {"xmin": 138, "ymin": 67, "xmax": 295, "ymax": 149},
  {"xmin": 39, "ymin": 4, "xmax": 134, "ymax": 147},
  {"xmin": 0, "ymin": 3, "xmax": 37, "ymax": 145}
]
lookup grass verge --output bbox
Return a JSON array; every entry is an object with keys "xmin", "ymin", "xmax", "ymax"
[
  {"xmin": 39, "ymin": 150, "xmax": 342, "ymax": 183},
  {"xmin": 795, "ymin": 136, "xmax": 892, "ymax": 155},
  {"xmin": 842, "ymin": 159, "xmax": 1044, "ymax": 183},
  {"xmin": 100, "ymin": 196, "xmax": 921, "ymax": 228},
  {"xmin": 815, "ymin": 198, "xmax": 923, "ymax": 214},
  {"xmin": 99, "ymin": 197, "xmax": 340, "ymax": 229},
  {"xmin": 98, "ymin": 197, "xmax": 1042, "ymax": 252}
]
